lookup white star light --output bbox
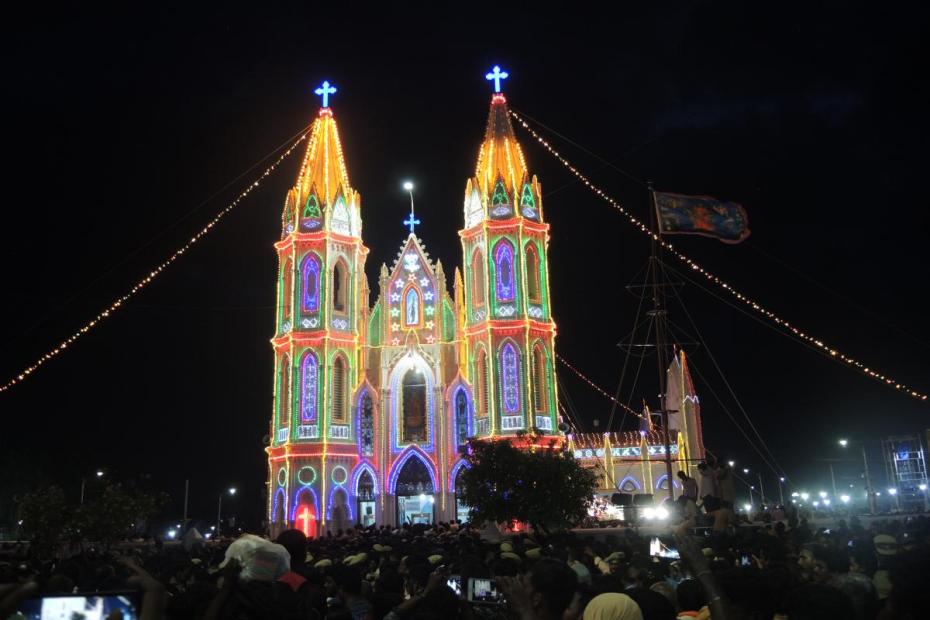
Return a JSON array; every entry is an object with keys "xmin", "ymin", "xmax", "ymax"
[
  {"xmin": 390, "ymin": 293, "xmax": 400, "ymax": 302},
  {"xmin": 394, "ymin": 280, "xmax": 403, "ymax": 289},
  {"xmin": 424, "ymin": 291, "xmax": 434, "ymax": 301},
  {"xmin": 419, "ymin": 277, "xmax": 429, "ymax": 287}
]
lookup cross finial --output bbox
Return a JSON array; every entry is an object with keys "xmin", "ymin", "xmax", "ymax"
[
  {"xmin": 314, "ymin": 80, "xmax": 337, "ymax": 108},
  {"xmin": 485, "ymin": 65, "xmax": 509, "ymax": 93},
  {"xmin": 403, "ymin": 209, "xmax": 420, "ymax": 234}
]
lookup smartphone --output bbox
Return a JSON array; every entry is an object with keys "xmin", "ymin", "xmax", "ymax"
[
  {"xmin": 467, "ymin": 577, "xmax": 504, "ymax": 605},
  {"xmin": 740, "ymin": 552, "xmax": 751, "ymax": 567},
  {"xmin": 649, "ymin": 537, "xmax": 680, "ymax": 560},
  {"xmin": 18, "ymin": 592, "xmax": 140, "ymax": 620},
  {"xmin": 446, "ymin": 575, "xmax": 463, "ymax": 597}
]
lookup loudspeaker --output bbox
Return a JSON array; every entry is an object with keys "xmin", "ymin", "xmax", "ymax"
[
  {"xmin": 633, "ymin": 493, "xmax": 654, "ymax": 506},
  {"xmin": 611, "ymin": 493, "xmax": 633, "ymax": 506}
]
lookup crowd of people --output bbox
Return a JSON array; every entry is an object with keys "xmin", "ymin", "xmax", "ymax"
[{"xmin": 1, "ymin": 508, "xmax": 929, "ymax": 620}]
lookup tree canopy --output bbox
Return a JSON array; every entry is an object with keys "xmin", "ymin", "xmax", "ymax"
[{"xmin": 458, "ymin": 435, "xmax": 596, "ymax": 534}]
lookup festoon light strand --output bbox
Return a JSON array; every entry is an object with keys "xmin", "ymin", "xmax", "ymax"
[
  {"xmin": 0, "ymin": 131, "xmax": 311, "ymax": 393},
  {"xmin": 513, "ymin": 111, "xmax": 928, "ymax": 403},
  {"xmin": 556, "ymin": 353, "xmax": 649, "ymax": 423}
]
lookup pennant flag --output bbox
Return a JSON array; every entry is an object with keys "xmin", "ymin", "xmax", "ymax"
[{"xmin": 654, "ymin": 191, "xmax": 750, "ymax": 244}]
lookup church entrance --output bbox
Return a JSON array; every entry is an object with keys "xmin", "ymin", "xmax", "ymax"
[
  {"xmin": 454, "ymin": 467, "xmax": 469, "ymax": 523},
  {"xmin": 357, "ymin": 470, "xmax": 376, "ymax": 527},
  {"xmin": 395, "ymin": 456, "xmax": 435, "ymax": 525}
]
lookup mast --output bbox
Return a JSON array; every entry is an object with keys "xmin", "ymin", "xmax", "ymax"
[{"xmin": 648, "ymin": 184, "xmax": 675, "ymax": 503}]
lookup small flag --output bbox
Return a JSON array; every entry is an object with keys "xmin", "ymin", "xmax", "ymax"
[{"xmin": 654, "ymin": 191, "xmax": 750, "ymax": 244}]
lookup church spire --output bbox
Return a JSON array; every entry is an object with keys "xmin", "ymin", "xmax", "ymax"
[
  {"xmin": 294, "ymin": 81, "xmax": 353, "ymax": 210},
  {"xmin": 473, "ymin": 81, "xmax": 528, "ymax": 198}
]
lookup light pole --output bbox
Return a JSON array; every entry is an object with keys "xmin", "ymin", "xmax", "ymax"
[
  {"xmin": 217, "ymin": 487, "xmax": 236, "ymax": 537},
  {"xmin": 80, "ymin": 469, "xmax": 105, "ymax": 504},
  {"xmin": 778, "ymin": 477, "xmax": 786, "ymax": 506},
  {"xmin": 829, "ymin": 464, "xmax": 839, "ymax": 500},
  {"xmin": 742, "ymin": 468, "xmax": 763, "ymax": 505},
  {"xmin": 839, "ymin": 438, "xmax": 875, "ymax": 515}
]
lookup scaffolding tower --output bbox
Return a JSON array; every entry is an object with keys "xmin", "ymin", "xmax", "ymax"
[{"xmin": 882, "ymin": 435, "xmax": 929, "ymax": 511}]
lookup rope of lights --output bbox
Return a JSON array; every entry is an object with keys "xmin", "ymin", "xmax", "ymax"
[
  {"xmin": 0, "ymin": 131, "xmax": 311, "ymax": 393},
  {"xmin": 556, "ymin": 354, "xmax": 649, "ymax": 422},
  {"xmin": 512, "ymin": 111, "xmax": 928, "ymax": 403}
]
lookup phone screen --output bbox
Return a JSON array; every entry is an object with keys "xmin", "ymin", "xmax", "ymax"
[
  {"xmin": 467, "ymin": 577, "xmax": 504, "ymax": 604},
  {"xmin": 18, "ymin": 593, "xmax": 139, "ymax": 620},
  {"xmin": 740, "ymin": 553, "xmax": 751, "ymax": 567},
  {"xmin": 446, "ymin": 575, "xmax": 462, "ymax": 597},
  {"xmin": 649, "ymin": 537, "xmax": 680, "ymax": 559}
]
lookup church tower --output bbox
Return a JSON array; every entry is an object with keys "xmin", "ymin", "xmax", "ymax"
[
  {"xmin": 460, "ymin": 68, "xmax": 559, "ymax": 439},
  {"xmin": 267, "ymin": 82, "xmax": 368, "ymax": 537}
]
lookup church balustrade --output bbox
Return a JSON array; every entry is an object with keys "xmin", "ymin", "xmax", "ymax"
[
  {"xmin": 277, "ymin": 427, "xmax": 290, "ymax": 443},
  {"xmin": 297, "ymin": 424, "xmax": 319, "ymax": 439},
  {"xmin": 329, "ymin": 425, "xmax": 350, "ymax": 439}
]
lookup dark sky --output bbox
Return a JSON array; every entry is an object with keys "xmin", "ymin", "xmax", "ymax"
[{"xmin": 2, "ymin": 3, "xmax": 928, "ymax": 526}]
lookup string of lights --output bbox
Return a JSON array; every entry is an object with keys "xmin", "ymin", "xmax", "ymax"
[
  {"xmin": 556, "ymin": 353, "xmax": 649, "ymax": 422},
  {"xmin": 0, "ymin": 130, "xmax": 312, "ymax": 393},
  {"xmin": 512, "ymin": 111, "xmax": 928, "ymax": 403}
]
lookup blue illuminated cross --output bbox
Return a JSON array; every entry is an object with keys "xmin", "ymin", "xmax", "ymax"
[
  {"xmin": 403, "ymin": 209, "xmax": 421, "ymax": 234},
  {"xmin": 314, "ymin": 80, "xmax": 337, "ymax": 108},
  {"xmin": 485, "ymin": 65, "xmax": 509, "ymax": 93}
]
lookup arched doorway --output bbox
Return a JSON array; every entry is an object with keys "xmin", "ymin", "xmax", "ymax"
[
  {"xmin": 357, "ymin": 470, "xmax": 376, "ymax": 527},
  {"xmin": 395, "ymin": 456, "xmax": 435, "ymax": 525},
  {"xmin": 402, "ymin": 368, "xmax": 427, "ymax": 444},
  {"xmin": 330, "ymin": 488, "xmax": 350, "ymax": 533}
]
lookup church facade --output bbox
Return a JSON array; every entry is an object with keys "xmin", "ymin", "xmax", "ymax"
[{"xmin": 265, "ymin": 85, "xmax": 561, "ymax": 536}]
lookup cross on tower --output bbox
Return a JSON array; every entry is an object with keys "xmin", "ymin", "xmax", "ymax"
[
  {"xmin": 314, "ymin": 80, "xmax": 337, "ymax": 108},
  {"xmin": 404, "ymin": 209, "xmax": 421, "ymax": 234},
  {"xmin": 485, "ymin": 65, "xmax": 509, "ymax": 93}
]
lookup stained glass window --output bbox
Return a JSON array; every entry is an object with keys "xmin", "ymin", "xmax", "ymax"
[
  {"xmin": 492, "ymin": 180, "xmax": 509, "ymax": 205},
  {"xmin": 360, "ymin": 393, "xmax": 374, "ymax": 456},
  {"xmin": 500, "ymin": 343, "xmax": 521, "ymax": 414},
  {"xmin": 301, "ymin": 254, "xmax": 320, "ymax": 314},
  {"xmin": 494, "ymin": 240, "xmax": 516, "ymax": 302},
  {"xmin": 455, "ymin": 390, "xmax": 469, "ymax": 445},
  {"xmin": 332, "ymin": 356, "xmax": 347, "ymax": 422},
  {"xmin": 300, "ymin": 351, "xmax": 318, "ymax": 423}
]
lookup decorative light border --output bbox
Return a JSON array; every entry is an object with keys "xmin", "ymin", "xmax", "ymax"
[
  {"xmin": 300, "ymin": 350, "xmax": 318, "ymax": 423},
  {"xmin": 350, "ymin": 461, "xmax": 379, "ymax": 496},
  {"xmin": 331, "ymin": 465, "xmax": 348, "ymax": 485},
  {"xmin": 291, "ymin": 486, "xmax": 320, "ymax": 522},
  {"xmin": 493, "ymin": 238, "xmax": 516, "ymax": 303},
  {"xmin": 272, "ymin": 487, "xmax": 288, "ymax": 522},
  {"xmin": 300, "ymin": 253, "xmax": 321, "ymax": 314},
  {"xmin": 511, "ymin": 109, "xmax": 928, "ymax": 403},
  {"xmin": 0, "ymin": 126, "xmax": 311, "ymax": 392},
  {"xmin": 277, "ymin": 467, "xmax": 288, "ymax": 487},
  {"xmin": 326, "ymin": 485, "xmax": 354, "ymax": 521},
  {"xmin": 448, "ymin": 459, "xmax": 471, "ymax": 493},
  {"xmin": 297, "ymin": 465, "xmax": 317, "ymax": 486},
  {"xmin": 618, "ymin": 476, "xmax": 642, "ymax": 492},
  {"xmin": 498, "ymin": 340, "xmax": 522, "ymax": 415},
  {"xmin": 388, "ymin": 446, "xmax": 439, "ymax": 495},
  {"xmin": 389, "ymin": 353, "xmax": 436, "ymax": 452}
]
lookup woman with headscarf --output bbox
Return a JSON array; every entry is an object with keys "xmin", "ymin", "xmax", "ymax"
[{"xmin": 583, "ymin": 593, "xmax": 644, "ymax": 620}]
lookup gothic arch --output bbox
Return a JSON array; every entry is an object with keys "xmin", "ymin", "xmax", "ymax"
[
  {"xmin": 444, "ymin": 374, "xmax": 474, "ymax": 451},
  {"xmin": 618, "ymin": 476, "xmax": 642, "ymax": 493},
  {"xmin": 524, "ymin": 242, "xmax": 541, "ymax": 304},
  {"xmin": 473, "ymin": 345, "xmax": 490, "ymax": 419},
  {"xmin": 327, "ymin": 485, "xmax": 352, "ymax": 522},
  {"xmin": 492, "ymin": 238, "xmax": 517, "ymax": 303},
  {"xmin": 281, "ymin": 256, "xmax": 293, "ymax": 323},
  {"xmin": 351, "ymin": 461, "xmax": 379, "ymax": 497},
  {"xmin": 387, "ymin": 352, "xmax": 435, "ymax": 450},
  {"xmin": 300, "ymin": 252, "xmax": 322, "ymax": 315},
  {"xmin": 331, "ymin": 353, "xmax": 349, "ymax": 423},
  {"xmin": 299, "ymin": 350, "xmax": 319, "ymax": 423},
  {"xmin": 290, "ymin": 486, "xmax": 320, "ymax": 522},
  {"xmin": 471, "ymin": 248, "xmax": 486, "ymax": 308},
  {"xmin": 497, "ymin": 339, "xmax": 523, "ymax": 417},
  {"xmin": 279, "ymin": 353, "xmax": 291, "ymax": 428},
  {"xmin": 332, "ymin": 258, "xmax": 349, "ymax": 314},
  {"xmin": 272, "ymin": 487, "xmax": 287, "ymax": 523},
  {"xmin": 448, "ymin": 459, "xmax": 470, "ymax": 493},
  {"xmin": 655, "ymin": 474, "xmax": 681, "ymax": 491},
  {"xmin": 353, "ymin": 381, "xmax": 377, "ymax": 457},
  {"xmin": 530, "ymin": 341, "xmax": 549, "ymax": 414},
  {"xmin": 388, "ymin": 446, "xmax": 439, "ymax": 495}
]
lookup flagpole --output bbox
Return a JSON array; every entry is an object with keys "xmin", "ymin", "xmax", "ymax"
[{"xmin": 647, "ymin": 183, "xmax": 675, "ymax": 504}]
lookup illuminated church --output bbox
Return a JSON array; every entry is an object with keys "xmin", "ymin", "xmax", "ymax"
[{"xmin": 266, "ymin": 74, "xmax": 561, "ymax": 535}]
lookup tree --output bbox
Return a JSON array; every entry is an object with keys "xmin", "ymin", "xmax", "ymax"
[
  {"xmin": 73, "ymin": 483, "xmax": 168, "ymax": 547},
  {"xmin": 459, "ymin": 436, "xmax": 596, "ymax": 534},
  {"xmin": 16, "ymin": 486, "xmax": 70, "ymax": 554}
]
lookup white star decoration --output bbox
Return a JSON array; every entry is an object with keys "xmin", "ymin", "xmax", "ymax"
[
  {"xmin": 419, "ymin": 277, "xmax": 429, "ymax": 287},
  {"xmin": 391, "ymin": 338, "xmax": 400, "ymax": 346},
  {"xmin": 426, "ymin": 335, "xmax": 435, "ymax": 344},
  {"xmin": 425, "ymin": 320, "xmax": 434, "ymax": 329},
  {"xmin": 390, "ymin": 293, "xmax": 400, "ymax": 302},
  {"xmin": 391, "ymin": 323, "xmax": 399, "ymax": 332},
  {"xmin": 394, "ymin": 280, "xmax": 403, "ymax": 289},
  {"xmin": 424, "ymin": 291, "xmax": 434, "ymax": 301},
  {"xmin": 390, "ymin": 307, "xmax": 400, "ymax": 317}
]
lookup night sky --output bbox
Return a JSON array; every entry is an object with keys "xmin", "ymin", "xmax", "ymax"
[{"xmin": 2, "ymin": 3, "xmax": 928, "ymax": 527}]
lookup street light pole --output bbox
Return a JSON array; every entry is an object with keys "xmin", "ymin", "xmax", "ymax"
[
  {"xmin": 830, "ymin": 464, "xmax": 839, "ymax": 500},
  {"xmin": 216, "ymin": 494, "xmax": 223, "ymax": 537},
  {"xmin": 862, "ymin": 444, "xmax": 875, "ymax": 515},
  {"xmin": 778, "ymin": 477, "xmax": 786, "ymax": 506},
  {"xmin": 757, "ymin": 473, "xmax": 766, "ymax": 506}
]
